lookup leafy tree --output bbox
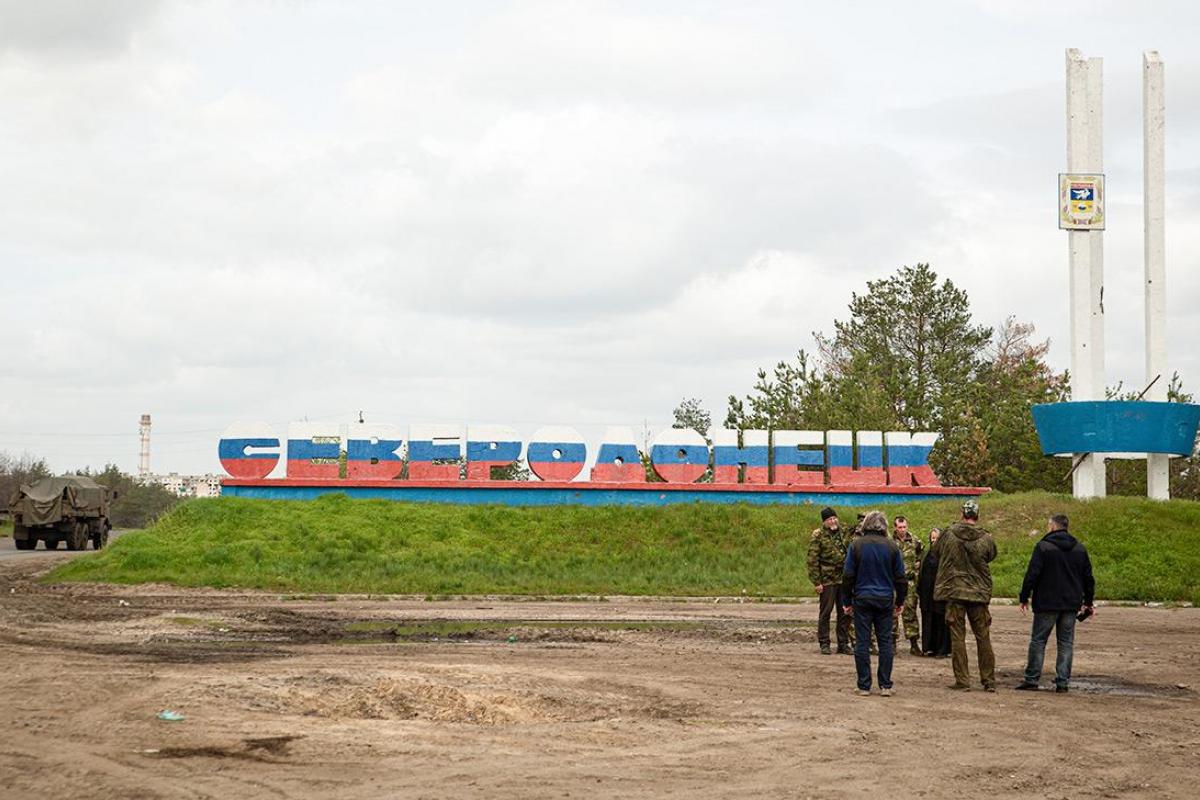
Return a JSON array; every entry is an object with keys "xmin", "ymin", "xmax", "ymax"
[
  {"xmin": 720, "ymin": 264, "xmax": 1084, "ymax": 493},
  {"xmin": 78, "ymin": 463, "xmax": 181, "ymax": 529},
  {"xmin": 0, "ymin": 452, "xmax": 52, "ymax": 508},
  {"xmin": 672, "ymin": 397, "xmax": 713, "ymax": 440},
  {"xmin": 942, "ymin": 317, "xmax": 1070, "ymax": 491},
  {"xmin": 815, "ymin": 262, "xmax": 993, "ymax": 431},
  {"xmin": 724, "ymin": 351, "xmax": 840, "ymax": 431}
]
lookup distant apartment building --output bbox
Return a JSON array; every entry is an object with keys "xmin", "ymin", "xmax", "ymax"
[{"xmin": 145, "ymin": 473, "xmax": 223, "ymax": 498}]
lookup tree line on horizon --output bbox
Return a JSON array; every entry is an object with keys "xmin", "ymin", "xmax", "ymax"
[
  {"xmin": 0, "ymin": 455, "xmax": 181, "ymax": 529},
  {"xmin": 672, "ymin": 262, "xmax": 1200, "ymax": 499}
]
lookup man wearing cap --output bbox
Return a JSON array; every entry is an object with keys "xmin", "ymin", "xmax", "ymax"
[
  {"xmin": 807, "ymin": 507, "xmax": 852, "ymax": 655},
  {"xmin": 933, "ymin": 498, "xmax": 998, "ymax": 692},
  {"xmin": 840, "ymin": 510, "xmax": 907, "ymax": 696}
]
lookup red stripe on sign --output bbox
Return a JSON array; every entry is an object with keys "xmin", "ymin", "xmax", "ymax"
[
  {"xmin": 772, "ymin": 467, "xmax": 826, "ymax": 487},
  {"xmin": 828, "ymin": 466, "xmax": 888, "ymax": 487},
  {"xmin": 653, "ymin": 463, "xmax": 706, "ymax": 483},
  {"xmin": 887, "ymin": 465, "xmax": 942, "ymax": 487},
  {"xmin": 589, "ymin": 463, "xmax": 646, "ymax": 482},
  {"xmin": 220, "ymin": 457, "xmax": 277, "ymax": 479},
  {"xmin": 465, "ymin": 461, "xmax": 515, "ymax": 480},
  {"xmin": 346, "ymin": 460, "xmax": 403, "ymax": 480},
  {"xmin": 286, "ymin": 459, "xmax": 339, "ymax": 480},
  {"xmin": 221, "ymin": 477, "xmax": 989, "ymax": 495},
  {"xmin": 407, "ymin": 462, "xmax": 461, "ymax": 481},
  {"xmin": 529, "ymin": 461, "xmax": 585, "ymax": 481}
]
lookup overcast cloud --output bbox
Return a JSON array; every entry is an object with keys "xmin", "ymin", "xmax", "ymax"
[{"xmin": 2, "ymin": 1, "xmax": 1199, "ymax": 474}]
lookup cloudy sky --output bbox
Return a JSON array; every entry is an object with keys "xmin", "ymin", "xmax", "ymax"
[{"xmin": 3, "ymin": 0, "xmax": 1200, "ymax": 475}]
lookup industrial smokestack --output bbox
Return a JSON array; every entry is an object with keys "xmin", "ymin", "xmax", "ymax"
[{"xmin": 139, "ymin": 414, "xmax": 151, "ymax": 479}]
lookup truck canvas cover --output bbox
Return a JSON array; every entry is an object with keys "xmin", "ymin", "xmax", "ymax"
[{"xmin": 9, "ymin": 475, "xmax": 106, "ymax": 526}]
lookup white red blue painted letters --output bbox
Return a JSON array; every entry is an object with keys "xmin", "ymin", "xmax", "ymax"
[
  {"xmin": 218, "ymin": 421, "xmax": 280, "ymax": 479},
  {"xmin": 649, "ymin": 427, "xmax": 709, "ymax": 483},
  {"xmin": 883, "ymin": 431, "xmax": 940, "ymax": 486},
  {"xmin": 465, "ymin": 425, "xmax": 522, "ymax": 480},
  {"xmin": 590, "ymin": 426, "xmax": 645, "ymax": 482},
  {"xmin": 345, "ymin": 423, "xmax": 404, "ymax": 480},
  {"xmin": 712, "ymin": 429, "xmax": 769, "ymax": 484},
  {"xmin": 407, "ymin": 424, "xmax": 463, "ymax": 480},
  {"xmin": 286, "ymin": 423, "xmax": 342, "ymax": 480},
  {"xmin": 527, "ymin": 426, "xmax": 587, "ymax": 481},
  {"xmin": 826, "ymin": 430, "xmax": 887, "ymax": 487},
  {"xmin": 771, "ymin": 430, "xmax": 826, "ymax": 486},
  {"xmin": 218, "ymin": 422, "xmax": 946, "ymax": 490}
]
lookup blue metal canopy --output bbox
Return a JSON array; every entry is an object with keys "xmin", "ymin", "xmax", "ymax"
[{"xmin": 1031, "ymin": 401, "xmax": 1200, "ymax": 456}]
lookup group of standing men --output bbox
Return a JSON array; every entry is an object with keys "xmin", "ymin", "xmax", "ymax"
[{"xmin": 807, "ymin": 500, "xmax": 1095, "ymax": 696}]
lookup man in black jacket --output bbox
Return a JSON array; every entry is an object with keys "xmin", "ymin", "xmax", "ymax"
[
  {"xmin": 841, "ymin": 510, "xmax": 907, "ymax": 696},
  {"xmin": 1015, "ymin": 514, "xmax": 1096, "ymax": 693}
]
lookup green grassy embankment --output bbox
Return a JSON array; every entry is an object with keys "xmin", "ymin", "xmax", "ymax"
[{"xmin": 45, "ymin": 492, "xmax": 1200, "ymax": 603}]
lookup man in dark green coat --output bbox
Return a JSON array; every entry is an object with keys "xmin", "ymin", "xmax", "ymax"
[
  {"xmin": 808, "ymin": 507, "xmax": 852, "ymax": 655},
  {"xmin": 933, "ymin": 498, "xmax": 997, "ymax": 691}
]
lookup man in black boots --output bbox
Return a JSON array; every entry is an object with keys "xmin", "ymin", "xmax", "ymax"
[{"xmin": 808, "ymin": 507, "xmax": 852, "ymax": 655}]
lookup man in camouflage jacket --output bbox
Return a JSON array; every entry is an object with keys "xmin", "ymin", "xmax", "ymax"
[
  {"xmin": 892, "ymin": 516, "xmax": 924, "ymax": 655},
  {"xmin": 808, "ymin": 507, "xmax": 852, "ymax": 654},
  {"xmin": 932, "ymin": 498, "xmax": 998, "ymax": 691}
]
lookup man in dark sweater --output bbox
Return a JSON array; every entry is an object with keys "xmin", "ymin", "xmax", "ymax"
[
  {"xmin": 841, "ymin": 510, "xmax": 907, "ymax": 696},
  {"xmin": 1016, "ymin": 514, "xmax": 1096, "ymax": 693}
]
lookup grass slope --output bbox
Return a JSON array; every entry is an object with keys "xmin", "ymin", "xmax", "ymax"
[{"xmin": 47, "ymin": 492, "xmax": 1200, "ymax": 602}]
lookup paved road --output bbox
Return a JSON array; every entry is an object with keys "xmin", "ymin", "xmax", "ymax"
[{"xmin": 0, "ymin": 530, "xmax": 127, "ymax": 561}]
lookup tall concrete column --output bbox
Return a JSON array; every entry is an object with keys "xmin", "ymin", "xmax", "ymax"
[
  {"xmin": 139, "ymin": 413, "xmax": 152, "ymax": 479},
  {"xmin": 1066, "ymin": 49, "xmax": 1107, "ymax": 498},
  {"xmin": 1144, "ymin": 51, "xmax": 1170, "ymax": 499}
]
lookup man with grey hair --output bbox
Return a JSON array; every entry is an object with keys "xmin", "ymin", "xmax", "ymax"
[{"xmin": 840, "ymin": 510, "xmax": 907, "ymax": 696}]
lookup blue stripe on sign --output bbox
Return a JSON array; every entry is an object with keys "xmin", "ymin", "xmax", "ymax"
[
  {"xmin": 596, "ymin": 443, "xmax": 641, "ymax": 463},
  {"xmin": 346, "ymin": 438, "xmax": 403, "ymax": 463},
  {"xmin": 287, "ymin": 439, "xmax": 340, "ymax": 461},
  {"xmin": 408, "ymin": 440, "xmax": 461, "ymax": 461},
  {"xmin": 886, "ymin": 445, "xmax": 932, "ymax": 468},
  {"xmin": 649, "ymin": 444, "xmax": 709, "ymax": 466},
  {"xmin": 828, "ymin": 445, "xmax": 853, "ymax": 468},
  {"xmin": 712, "ymin": 445, "xmax": 769, "ymax": 467},
  {"xmin": 223, "ymin": 483, "xmax": 980, "ymax": 507},
  {"xmin": 526, "ymin": 442, "xmax": 587, "ymax": 464},
  {"xmin": 858, "ymin": 446, "xmax": 883, "ymax": 468},
  {"xmin": 465, "ymin": 440, "xmax": 522, "ymax": 462},
  {"xmin": 774, "ymin": 446, "xmax": 824, "ymax": 467},
  {"xmin": 218, "ymin": 438, "xmax": 279, "ymax": 459}
]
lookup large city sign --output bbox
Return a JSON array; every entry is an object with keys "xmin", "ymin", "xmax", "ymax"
[{"xmin": 219, "ymin": 421, "xmax": 943, "ymax": 488}]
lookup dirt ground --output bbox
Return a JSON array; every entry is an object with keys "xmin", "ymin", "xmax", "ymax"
[{"xmin": 1, "ymin": 558, "xmax": 1197, "ymax": 799}]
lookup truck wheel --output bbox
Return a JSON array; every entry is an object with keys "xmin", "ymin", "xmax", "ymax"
[
  {"xmin": 92, "ymin": 530, "xmax": 109, "ymax": 549},
  {"xmin": 44, "ymin": 538, "xmax": 60, "ymax": 550},
  {"xmin": 14, "ymin": 538, "xmax": 36, "ymax": 551},
  {"xmin": 67, "ymin": 522, "xmax": 89, "ymax": 551}
]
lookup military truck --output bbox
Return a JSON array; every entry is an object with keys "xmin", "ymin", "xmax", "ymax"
[{"xmin": 8, "ymin": 475, "xmax": 113, "ymax": 551}]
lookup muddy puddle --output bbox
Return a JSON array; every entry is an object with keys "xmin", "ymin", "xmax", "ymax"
[
  {"xmin": 337, "ymin": 618, "xmax": 814, "ymax": 644},
  {"xmin": 998, "ymin": 669, "xmax": 1194, "ymax": 698},
  {"xmin": 1067, "ymin": 674, "xmax": 1194, "ymax": 698},
  {"xmin": 145, "ymin": 735, "xmax": 304, "ymax": 762}
]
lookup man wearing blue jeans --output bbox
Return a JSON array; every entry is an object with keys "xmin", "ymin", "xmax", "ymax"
[
  {"xmin": 841, "ymin": 510, "xmax": 907, "ymax": 696},
  {"xmin": 1016, "ymin": 514, "xmax": 1096, "ymax": 693}
]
